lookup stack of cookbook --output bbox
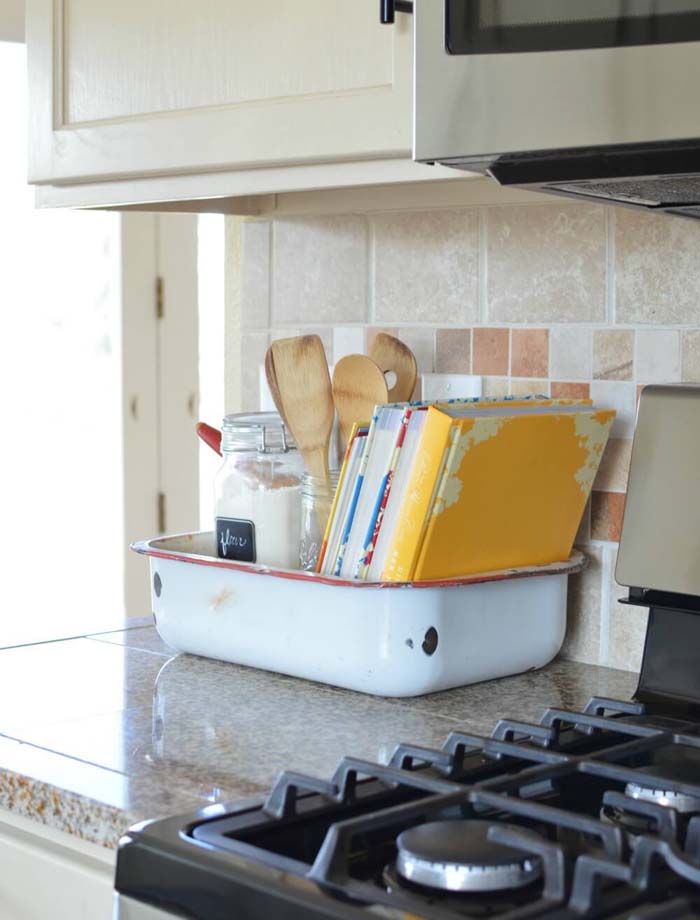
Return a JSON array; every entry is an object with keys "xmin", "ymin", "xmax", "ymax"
[{"xmin": 317, "ymin": 395, "xmax": 615, "ymax": 582}]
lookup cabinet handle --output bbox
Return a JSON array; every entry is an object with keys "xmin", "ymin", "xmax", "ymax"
[{"xmin": 380, "ymin": 0, "xmax": 413, "ymax": 24}]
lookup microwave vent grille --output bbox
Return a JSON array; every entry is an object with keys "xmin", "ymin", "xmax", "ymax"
[{"xmin": 546, "ymin": 175, "xmax": 700, "ymax": 208}]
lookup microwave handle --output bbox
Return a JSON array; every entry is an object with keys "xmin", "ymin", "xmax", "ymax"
[{"xmin": 380, "ymin": 0, "xmax": 413, "ymax": 24}]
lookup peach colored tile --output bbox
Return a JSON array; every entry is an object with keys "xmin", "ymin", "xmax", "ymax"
[
  {"xmin": 551, "ymin": 382, "xmax": 590, "ymax": 399},
  {"xmin": 591, "ymin": 491, "xmax": 626, "ymax": 542},
  {"xmin": 593, "ymin": 330, "xmax": 633, "ymax": 381},
  {"xmin": 559, "ymin": 544, "xmax": 602, "ymax": 665},
  {"xmin": 682, "ymin": 330, "xmax": 700, "ymax": 382},
  {"xmin": 594, "ymin": 439, "xmax": 632, "ymax": 493},
  {"xmin": 510, "ymin": 378, "xmax": 549, "ymax": 397},
  {"xmin": 372, "ymin": 209, "xmax": 479, "ymax": 324},
  {"xmin": 616, "ymin": 209, "xmax": 700, "ymax": 324},
  {"xmin": 435, "ymin": 329, "xmax": 471, "ymax": 374},
  {"xmin": 482, "ymin": 376, "xmax": 509, "ymax": 398},
  {"xmin": 486, "ymin": 204, "xmax": 606, "ymax": 323},
  {"xmin": 607, "ymin": 546, "xmax": 648, "ymax": 672},
  {"xmin": 511, "ymin": 329, "xmax": 549, "ymax": 378},
  {"xmin": 473, "ymin": 327, "xmax": 509, "ymax": 375}
]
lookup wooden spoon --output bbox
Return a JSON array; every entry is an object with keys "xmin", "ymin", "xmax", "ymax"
[
  {"xmin": 266, "ymin": 335, "xmax": 335, "ymax": 488},
  {"xmin": 368, "ymin": 332, "xmax": 418, "ymax": 402},
  {"xmin": 332, "ymin": 355, "xmax": 388, "ymax": 446}
]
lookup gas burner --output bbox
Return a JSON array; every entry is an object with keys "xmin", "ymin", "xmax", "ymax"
[
  {"xmin": 395, "ymin": 820, "xmax": 542, "ymax": 893},
  {"xmin": 626, "ymin": 765, "xmax": 700, "ymax": 814}
]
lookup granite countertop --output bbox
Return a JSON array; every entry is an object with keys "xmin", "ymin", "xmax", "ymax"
[{"xmin": 0, "ymin": 618, "xmax": 638, "ymax": 851}]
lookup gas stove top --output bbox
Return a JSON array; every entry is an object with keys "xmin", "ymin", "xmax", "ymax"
[{"xmin": 115, "ymin": 696, "xmax": 700, "ymax": 919}]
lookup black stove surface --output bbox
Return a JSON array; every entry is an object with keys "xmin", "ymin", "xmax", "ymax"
[{"xmin": 116, "ymin": 698, "xmax": 700, "ymax": 919}]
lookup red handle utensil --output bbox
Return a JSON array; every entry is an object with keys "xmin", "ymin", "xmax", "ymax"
[{"xmin": 196, "ymin": 421, "xmax": 222, "ymax": 456}]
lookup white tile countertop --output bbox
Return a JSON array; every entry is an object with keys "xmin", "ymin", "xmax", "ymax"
[{"xmin": 0, "ymin": 617, "xmax": 638, "ymax": 849}]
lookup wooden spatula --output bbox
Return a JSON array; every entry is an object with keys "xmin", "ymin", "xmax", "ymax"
[
  {"xmin": 266, "ymin": 335, "xmax": 335, "ymax": 488},
  {"xmin": 368, "ymin": 332, "xmax": 418, "ymax": 403},
  {"xmin": 332, "ymin": 355, "xmax": 388, "ymax": 446}
]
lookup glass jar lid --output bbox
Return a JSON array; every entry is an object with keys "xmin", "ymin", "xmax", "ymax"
[{"xmin": 221, "ymin": 412, "xmax": 296, "ymax": 454}]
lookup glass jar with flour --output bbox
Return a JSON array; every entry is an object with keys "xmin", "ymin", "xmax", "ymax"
[{"xmin": 214, "ymin": 412, "xmax": 304, "ymax": 569}]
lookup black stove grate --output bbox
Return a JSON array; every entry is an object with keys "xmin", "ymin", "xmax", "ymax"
[{"xmin": 182, "ymin": 698, "xmax": 700, "ymax": 918}]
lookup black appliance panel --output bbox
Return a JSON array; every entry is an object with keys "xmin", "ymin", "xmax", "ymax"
[{"xmin": 446, "ymin": 0, "xmax": 700, "ymax": 55}]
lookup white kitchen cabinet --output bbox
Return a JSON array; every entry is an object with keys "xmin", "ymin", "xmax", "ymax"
[
  {"xmin": 0, "ymin": 809, "xmax": 115, "ymax": 919},
  {"xmin": 27, "ymin": 0, "xmax": 432, "ymax": 207}
]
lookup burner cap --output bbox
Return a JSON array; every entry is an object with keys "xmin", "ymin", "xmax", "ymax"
[
  {"xmin": 625, "ymin": 765, "xmax": 700, "ymax": 814},
  {"xmin": 395, "ymin": 820, "xmax": 542, "ymax": 893}
]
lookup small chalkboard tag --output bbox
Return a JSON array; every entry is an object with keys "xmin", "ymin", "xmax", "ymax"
[{"xmin": 216, "ymin": 517, "xmax": 256, "ymax": 563}]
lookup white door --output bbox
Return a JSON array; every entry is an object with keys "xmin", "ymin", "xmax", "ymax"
[{"xmin": 121, "ymin": 212, "xmax": 200, "ymax": 618}]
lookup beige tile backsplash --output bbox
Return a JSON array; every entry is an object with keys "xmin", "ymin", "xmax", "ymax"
[{"xmin": 231, "ymin": 199, "xmax": 700, "ymax": 674}]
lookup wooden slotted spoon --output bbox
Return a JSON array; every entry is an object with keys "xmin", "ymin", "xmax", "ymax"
[
  {"xmin": 332, "ymin": 354, "xmax": 388, "ymax": 446},
  {"xmin": 368, "ymin": 332, "xmax": 418, "ymax": 403}
]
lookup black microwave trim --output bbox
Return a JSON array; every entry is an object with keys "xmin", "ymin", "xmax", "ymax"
[{"xmin": 445, "ymin": 1, "xmax": 700, "ymax": 55}]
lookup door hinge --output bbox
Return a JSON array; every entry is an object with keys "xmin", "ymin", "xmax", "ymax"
[
  {"xmin": 157, "ymin": 491, "xmax": 167, "ymax": 532},
  {"xmin": 155, "ymin": 276, "xmax": 164, "ymax": 319}
]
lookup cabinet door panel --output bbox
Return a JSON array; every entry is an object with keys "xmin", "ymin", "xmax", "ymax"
[
  {"xmin": 28, "ymin": 0, "xmax": 412, "ymax": 185},
  {"xmin": 64, "ymin": 0, "xmax": 393, "ymax": 123}
]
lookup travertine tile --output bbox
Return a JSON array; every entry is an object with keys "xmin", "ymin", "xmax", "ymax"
[
  {"xmin": 591, "ymin": 491, "xmax": 626, "ymax": 542},
  {"xmin": 240, "ymin": 331, "xmax": 269, "ymax": 411},
  {"xmin": 482, "ymin": 376, "xmax": 509, "ymax": 397},
  {"xmin": 486, "ymin": 204, "xmax": 606, "ymax": 323},
  {"xmin": 510, "ymin": 378, "xmax": 549, "ymax": 397},
  {"xmin": 594, "ymin": 439, "xmax": 632, "ymax": 492},
  {"xmin": 635, "ymin": 329, "xmax": 681, "ymax": 382},
  {"xmin": 550, "ymin": 327, "xmax": 592, "ymax": 380},
  {"xmin": 606, "ymin": 547, "xmax": 648, "ymax": 672},
  {"xmin": 682, "ymin": 330, "xmax": 700, "ymax": 382},
  {"xmin": 272, "ymin": 216, "xmax": 368, "ymax": 324},
  {"xmin": 589, "ymin": 381, "xmax": 637, "ymax": 438},
  {"xmin": 473, "ymin": 327, "xmax": 509, "ymax": 375},
  {"xmin": 436, "ymin": 328, "xmax": 471, "ymax": 373},
  {"xmin": 372, "ymin": 210, "xmax": 479, "ymax": 324},
  {"xmin": 593, "ymin": 330, "xmax": 633, "ymax": 381},
  {"xmin": 551, "ymin": 382, "xmax": 591, "ymax": 399},
  {"xmin": 560, "ymin": 545, "xmax": 602, "ymax": 665},
  {"xmin": 511, "ymin": 329, "xmax": 549, "ymax": 377},
  {"xmin": 332, "ymin": 326, "xmax": 366, "ymax": 363},
  {"xmin": 240, "ymin": 220, "xmax": 270, "ymax": 329},
  {"xmin": 615, "ymin": 209, "xmax": 700, "ymax": 324}
]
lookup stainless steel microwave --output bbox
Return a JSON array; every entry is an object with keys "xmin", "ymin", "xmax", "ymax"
[{"xmin": 413, "ymin": 1, "xmax": 700, "ymax": 219}]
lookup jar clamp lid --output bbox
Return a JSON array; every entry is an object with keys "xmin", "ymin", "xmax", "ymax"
[{"xmin": 221, "ymin": 412, "xmax": 296, "ymax": 454}]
